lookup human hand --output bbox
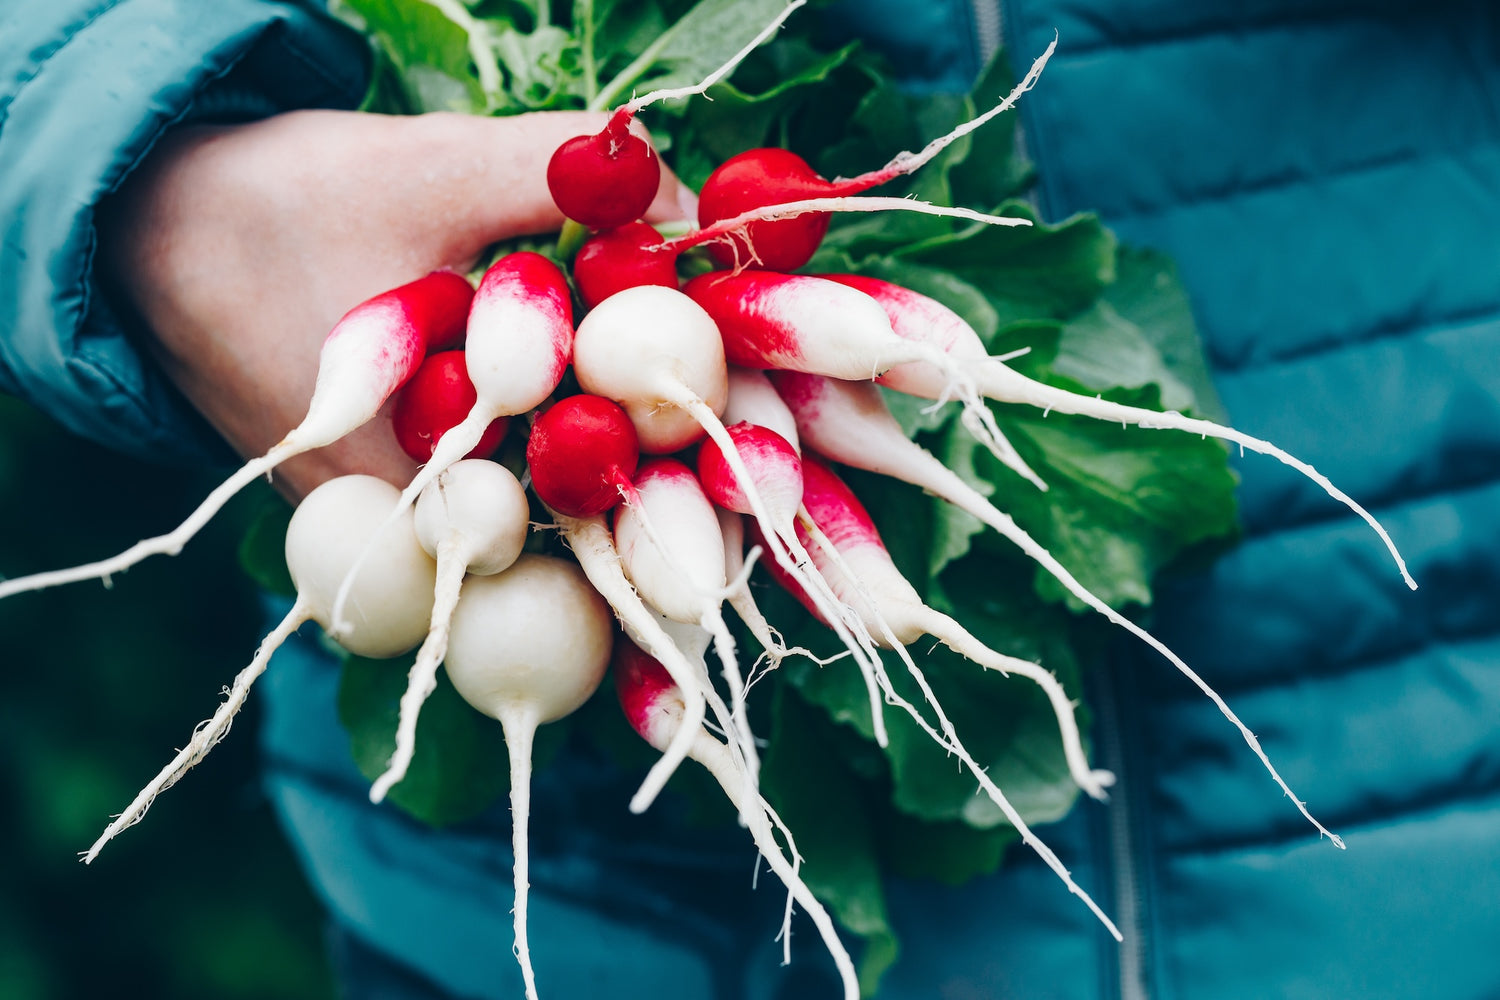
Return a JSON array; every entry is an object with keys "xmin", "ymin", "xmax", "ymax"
[{"xmin": 99, "ymin": 110, "xmax": 693, "ymax": 503}]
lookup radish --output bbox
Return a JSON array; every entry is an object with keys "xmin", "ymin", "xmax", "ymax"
[
  {"xmin": 694, "ymin": 38, "xmax": 1056, "ymax": 270},
  {"xmin": 612, "ymin": 638, "xmax": 861, "ymax": 1000},
  {"xmin": 757, "ymin": 458, "xmax": 1123, "ymax": 939},
  {"xmin": 548, "ymin": 510, "xmax": 716, "ymax": 813},
  {"xmin": 572, "ymin": 222, "xmax": 679, "ymax": 308},
  {"xmin": 724, "ymin": 367, "xmax": 800, "ymax": 452},
  {"xmin": 683, "ymin": 270, "xmax": 1045, "ymax": 489},
  {"xmin": 775, "ymin": 370, "xmax": 1348, "ymax": 846},
  {"xmin": 525, "ymin": 394, "xmax": 643, "ymax": 518},
  {"xmin": 826, "ymin": 271, "xmax": 1416, "ymax": 590},
  {"xmin": 83, "ymin": 475, "xmax": 438, "ymax": 863},
  {"xmin": 391, "ymin": 350, "xmax": 508, "ymax": 462},
  {"xmin": 443, "ymin": 554, "xmax": 614, "ymax": 1000},
  {"xmin": 548, "ymin": 1, "xmax": 806, "ymax": 228},
  {"xmin": 369, "ymin": 460, "xmax": 531, "ymax": 802},
  {"xmin": 332, "ymin": 252, "xmax": 573, "ymax": 632},
  {"xmin": 0, "ymin": 270, "xmax": 472, "ymax": 601}
]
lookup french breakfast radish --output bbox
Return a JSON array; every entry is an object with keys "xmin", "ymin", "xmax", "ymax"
[
  {"xmin": 683, "ymin": 270, "xmax": 1046, "ymax": 489},
  {"xmin": 613, "ymin": 639, "xmax": 860, "ymax": 1000},
  {"xmin": 443, "ymin": 554, "xmax": 614, "ymax": 1000},
  {"xmin": 332, "ymin": 252, "xmax": 573, "ymax": 633},
  {"xmin": 0, "ymin": 271, "xmax": 472, "ymax": 601},
  {"xmin": 829, "ymin": 272, "xmax": 1416, "ymax": 589},
  {"xmin": 694, "ymin": 39, "xmax": 1056, "ymax": 270},
  {"xmin": 370, "ymin": 460, "xmax": 531, "ymax": 802},
  {"xmin": 391, "ymin": 350, "xmax": 508, "ymax": 462},
  {"xmin": 84, "ymin": 475, "xmax": 438, "ymax": 863},
  {"xmin": 775, "ymin": 371, "xmax": 1347, "ymax": 845}
]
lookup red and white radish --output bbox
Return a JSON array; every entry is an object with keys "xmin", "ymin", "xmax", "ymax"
[
  {"xmin": 832, "ymin": 272, "xmax": 1416, "ymax": 590},
  {"xmin": 694, "ymin": 38, "xmax": 1056, "ymax": 270},
  {"xmin": 683, "ymin": 270, "xmax": 1045, "ymax": 489},
  {"xmin": 0, "ymin": 270, "xmax": 472, "ymax": 601},
  {"xmin": 332, "ymin": 252, "xmax": 573, "ymax": 632},
  {"xmin": 443, "ymin": 554, "xmax": 614, "ymax": 1000},
  {"xmin": 369, "ymin": 460, "xmax": 531, "ymax": 802},
  {"xmin": 391, "ymin": 350, "xmax": 508, "ymax": 462},
  {"xmin": 84, "ymin": 475, "xmax": 438, "ymax": 862},
  {"xmin": 613, "ymin": 639, "xmax": 860, "ymax": 1000},
  {"xmin": 775, "ymin": 371, "xmax": 1348, "ymax": 845}
]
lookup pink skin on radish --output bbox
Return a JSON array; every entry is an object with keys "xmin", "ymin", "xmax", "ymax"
[
  {"xmin": 331, "ymin": 252, "xmax": 574, "ymax": 633},
  {"xmin": 0, "ymin": 270, "xmax": 473, "ymax": 601},
  {"xmin": 775, "ymin": 370, "xmax": 1350, "ymax": 847},
  {"xmin": 612, "ymin": 638, "xmax": 861, "ymax": 1000},
  {"xmin": 443, "ymin": 554, "xmax": 614, "ymax": 1000},
  {"xmin": 370, "ymin": 460, "xmax": 531, "ymax": 803},
  {"xmin": 682, "ymin": 270, "xmax": 1044, "ymax": 489},
  {"xmin": 391, "ymin": 350, "xmax": 508, "ymax": 462},
  {"xmin": 824, "ymin": 271, "xmax": 1416, "ymax": 590},
  {"xmin": 84, "ymin": 475, "xmax": 438, "ymax": 863},
  {"xmin": 757, "ymin": 458, "xmax": 1123, "ymax": 939}
]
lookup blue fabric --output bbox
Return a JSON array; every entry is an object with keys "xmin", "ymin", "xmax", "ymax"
[{"xmin": 0, "ymin": 0, "xmax": 368, "ymax": 463}]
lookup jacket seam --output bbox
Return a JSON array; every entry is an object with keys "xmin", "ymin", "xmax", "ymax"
[{"xmin": 0, "ymin": 0, "xmax": 127, "ymax": 131}]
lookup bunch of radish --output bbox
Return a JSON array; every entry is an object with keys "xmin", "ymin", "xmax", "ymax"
[{"xmin": 2, "ymin": 8, "xmax": 1420, "ymax": 997}]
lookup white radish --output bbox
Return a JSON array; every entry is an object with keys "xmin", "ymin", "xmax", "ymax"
[
  {"xmin": 444, "ymin": 554, "xmax": 613, "ymax": 1000},
  {"xmin": 332, "ymin": 253, "xmax": 574, "ymax": 632},
  {"xmin": 0, "ymin": 271, "xmax": 471, "ymax": 601},
  {"xmin": 84, "ymin": 475, "xmax": 437, "ymax": 862},
  {"xmin": 370, "ymin": 460, "xmax": 531, "ymax": 803}
]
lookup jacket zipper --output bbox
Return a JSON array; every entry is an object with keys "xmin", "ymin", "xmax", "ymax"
[{"xmin": 1092, "ymin": 659, "xmax": 1150, "ymax": 1000}]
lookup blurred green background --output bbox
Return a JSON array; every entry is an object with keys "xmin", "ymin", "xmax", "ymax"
[{"xmin": 0, "ymin": 396, "xmax": 334, "ymax": 999}]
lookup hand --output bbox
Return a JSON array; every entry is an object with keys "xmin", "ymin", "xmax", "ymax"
[{"xmin": 99, "ymin": 109, "xmax": 693, "ymax": 503}]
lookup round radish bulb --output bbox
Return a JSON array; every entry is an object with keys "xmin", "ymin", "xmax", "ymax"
[
  {"xmin": 696, "ymin": 148, "xmax": 834, "ymax": 271},
  {"xmin": 527, "ymin": 395, "xmax": 641, "ymax": 517},
  {"xmin": 573, "ymin": 223, "xmax": 680, "ymax": 308},
  {"xmin": 547, "ymin": 113, "xmax": 661, "ymax": 229},
  {"xmin": 412, "ymin": 459, "xmax": 530, "ymax": 576},
  {"xmin": 392, "ymin": 351, "xmax": 508, "ymax": 462}
]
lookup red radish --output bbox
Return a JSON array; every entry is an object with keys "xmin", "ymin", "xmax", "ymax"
[
  {"xmin": 613, "ymin": 639, "xmax": 860, "ymax": 1000},
  {"xmin": 84, "ymin": 475, "xmax": 438, "ymax": 863},
  {"xmin": 332, "ymin": 252, "xmax": 574, "ymax": 632},
  {"xmin": 526, "ymin": 395, "xmax": 642, "ymax": 518},
  {"xmin": 370, "ymin": 460, "xmax": 531, "ymax": 803},
  {"xmin": 0, "ymin": 270, "xmax": 472, "ymax": 601},
  {"xmin": 694, "ymin": 39, "xmax": 1057, "ymax": 269},
  {"xmin": 827, "ymin": 272, "xmax": 1416, "ymax": 590},
  {"xmin": 757, "ymin": 459, "xmax": 1123, "ymax": 939},
  {"xmin": 391, "ymin": 351, "xmax": 508, "ymax": 462},
  {"xmin": 443, "ymin": 554, "xmax": 614, "ymax": 1000},
  {"xmin": 572, "ymin": 223, "xmax": 679, "ymax": 308},
  {"xmin": 548, "ymin": 1, "xmax": 806, "ymax": 228},
  {"xmin": 684, "ymin": 270, "xmax": 1045, "ymax": 488},
  {"xmin": 775, "ymin": 371, "xmax": 1348, "ymax": 847},
  {"xmin": 549, "ymin": 510, "xmax": 717, "ymax": 812}
]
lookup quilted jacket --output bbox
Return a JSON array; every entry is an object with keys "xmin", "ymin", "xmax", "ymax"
[{"xmin": 2, "ymin": 1, "xmax": 1496, "ymax": 997}]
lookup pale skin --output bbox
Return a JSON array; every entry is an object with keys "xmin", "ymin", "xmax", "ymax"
[{"xmin": 99, "ymin": 109, "xmax": 693, "ymax": 503}]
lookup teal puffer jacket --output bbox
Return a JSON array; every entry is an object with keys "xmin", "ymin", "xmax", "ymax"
[{"xmin": 3, "ymin": 1, "xmax": 1496, "ymax": 997}]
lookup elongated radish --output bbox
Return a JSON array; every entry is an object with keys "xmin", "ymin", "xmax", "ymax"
[
  {"xmin": 84, "ymin": 475, "xmax": 437, "ymax": 863},
  {"xmin": 756, "ymin": 457, "xmax": 1122, "ymax": 939},
  {"xmin": 332, "ymin": 252, "xmax": 573, "ymax": 632},
  {"xmin": 827, "ymin": 271, "xmax": 1416, "ymax": 589},
  {"xmin": 683, "ymin": 270, "xmax": 1045, "ymax": 489},
  {"xmin": 725, "ymin": 367, "xmax": 800, "ymax": 452},
  {"xmin": 391, "ymin": 350, "xmax": 508, "ymax": 462},
  {"xmin": 443, "ymin": 554, "xmax": 613, "ymax": 1000},
  {"xmin": 613, "ymin": 639, "xmax": 860, "ymax": 1000},
  {"xmin": 775, "ymin": 370, "xmax": 1348, "ymax": 846},
  {"xmin": 694, "ymin": 39, "xmax": 1055, "ymax": 270},
  {"xmin": 370, "ymin": 460, "xmax": 531, "ymax": 802},
  {"xmin": 549, "ymin": 1, "xmax": 804, "ymax": 228},
  {"xmin": 0, "ymin": 271, "xmax": 471, "ymax": 601},
  {"xmin": 547, "ymin": 510, "xmax": 712, "ymax": 813}
]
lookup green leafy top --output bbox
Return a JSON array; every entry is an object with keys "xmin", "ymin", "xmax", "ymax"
[{"xmin": 248, "ymin": 3, "xmax": 1242, "ymax": 992}]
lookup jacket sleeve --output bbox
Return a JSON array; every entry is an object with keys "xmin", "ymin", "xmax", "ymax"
[{"xmin": 0, "ymin": 0, "xmax": 370, "ymax": 463}]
